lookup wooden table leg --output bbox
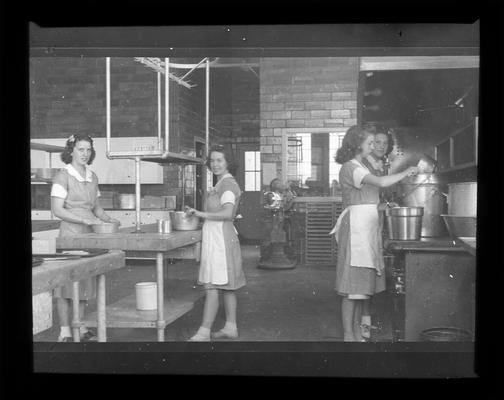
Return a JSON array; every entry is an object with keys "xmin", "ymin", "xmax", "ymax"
[
  {"xmin": 97, "ymin": 274, "xmax": 106, "ymax": 342},
  {"xmin": 156, "ymin": 252, "xmax": 165, "ymax": 342},
  {"xmin": 72, "ymin": 281, "xmax": 80, "ymax": 342}
]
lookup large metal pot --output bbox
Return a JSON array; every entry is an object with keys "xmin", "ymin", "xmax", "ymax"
[
  {"xmin": 398, "ymin": 173, "xmax": 447, "ymax": 237},
  {"xmin": 170, "ymin": 211, "xmax": 200, "ymax": 231},
  {"xmin": 385, "ymin": 207, "xmax": 424, "ymax": 240},
  {"xmin": 447, "ymin": 182, "xmax": 477, "ymax": 216}
]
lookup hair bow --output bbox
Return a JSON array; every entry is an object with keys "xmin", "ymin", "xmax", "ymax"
[{"xmin": 68, "ymin": 134, "xmax": 76, "ymax": 143}]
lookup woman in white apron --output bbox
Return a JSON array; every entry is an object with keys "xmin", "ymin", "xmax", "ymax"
[
  {"xmin": 185, "ymin": 145, "xmax": 245, "ymax": 341},
  {"xmin": 332, "ymin": 126, "xmax": 418, "ymax": 341},
  {"xmin": 50, "ymin": 134, "xmax": 120, "ymax": 342},
  {"xmin": 360, "ymin": 126, "xmax": 398, "ymax": 339}
]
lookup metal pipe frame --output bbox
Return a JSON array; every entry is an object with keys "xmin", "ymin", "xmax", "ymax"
[
  {"xmin": 134, "ymin": 157, "xmax": 143, "ymax": 233},
  {"xmin": 165, "ymin": 57, "xmax": 169, "ymax": 153},
  {"xmin": 104, "ymin": 56, "xmax": 209, "ymax": 228},
  {"xmin": 157, "ymin": 71, "xmax": 161, "ymax": 149},
  {"xmin": 180, "ymin": 57, "xmax": 208, "ymax": 81},
  {"xmin": 206, "ymin": 58, "xmax": 209, "ymax": 157}
]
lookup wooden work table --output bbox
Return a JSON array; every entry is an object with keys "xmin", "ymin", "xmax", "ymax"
[
  {"xmin": 56, "ymin": 224, "xmax": 203, "ymax": 341},
  {"xmin": 31, "ymin": 219, "xmax": 61, "ymax": 233},
  {"xmin": 32, "ymin": 250, "xmax": 125, "ymax": 342}
]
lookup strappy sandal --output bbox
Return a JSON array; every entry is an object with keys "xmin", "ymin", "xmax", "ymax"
[{"xmin": 360, "ymin": 324, "xmax": 371, "ymax": 339}]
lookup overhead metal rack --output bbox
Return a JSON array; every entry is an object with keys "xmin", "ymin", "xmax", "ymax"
[{"xmin": 106, "ymin": 56, "xmax": 210, "ymax": 232}]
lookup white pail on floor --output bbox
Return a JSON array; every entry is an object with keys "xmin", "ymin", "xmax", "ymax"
[{"xmin": 135, "ymin": 282, "xmax": 157, "ymax": 310}]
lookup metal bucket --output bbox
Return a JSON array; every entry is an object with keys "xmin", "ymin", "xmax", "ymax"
[
  {"xmin": 447, "ymin": 182, "xmax": 477, "ymax": 216},
  {"xmin": 385, "ymin": 207, "xmax": 424, "ymax": 241},
  {"xmin": 420, "ymin": 327, "xmax": 472, "ymax": 342},
  {"xmin": 399, "ymin": 174, "xmax": 447, "ymax": 237}
]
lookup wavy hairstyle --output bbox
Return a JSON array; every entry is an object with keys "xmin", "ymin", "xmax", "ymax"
[
  {"xmin": 205, "ymin": 144, "xmax": 238, "ymax": 175},
  {"xmin": 334, "ymin": 125, "xmax": 373, "ymax": 164},
  {"xmin": 60, "ymin": 134, "xmax": 96, "ymax": 165},
  {"xmin": 365, "ymin": 123, "xmax": 395, "ymax": 157}
]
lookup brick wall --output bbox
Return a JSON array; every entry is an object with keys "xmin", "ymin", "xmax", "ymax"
[
  {"xmin": 30, "ymin": 56, "xmax": 231, "ymax": 208},
  {"xmin": 259, "ymin": 57, "xmax": 359, "ymax": 179}
]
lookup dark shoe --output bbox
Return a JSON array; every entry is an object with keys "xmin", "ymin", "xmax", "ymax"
[
  {"xmin": 58, "ymin": 336, "xmax": 72, "ymax": 343},
  {"xmin": 80, "ymin": 329, "xmax": 98, "ymax": 342}
]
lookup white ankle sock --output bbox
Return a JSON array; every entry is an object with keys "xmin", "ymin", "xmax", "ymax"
[
  {"xmin": 193, "ymin": 326, "xmax": 210, "ymax": 338},
  {"xmin": 60, "ymin": 326, "xmax": 71, "ymax": 338},
  {"xmin": 222, "ymin": 322, "xmax": 237, "ymax": 332},
  {"xmin": 361, "ymin": 316, "xmax": 371, "ymax": 326},
  {"xmin": 79, "ymin": 326, "xmax": 89, "ymax": 335}
]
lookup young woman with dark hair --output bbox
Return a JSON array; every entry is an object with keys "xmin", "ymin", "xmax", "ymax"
[
  {"xmin": 50, "ymin": 134, "xmax": 120, "ymax": 342},
  {"xmin": 332, "ymin": 126, "xmax": 418, "ymax": 341},
  {"xmin": 185, "ymin": 144, "xmax": 245, "ymax": 341}
]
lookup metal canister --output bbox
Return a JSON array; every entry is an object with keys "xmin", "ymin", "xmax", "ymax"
[
  {"xmin": 158, "ymin": 218, "xmax": 172, "ymax": 234},
  {"xmin": 157, "ymin": 219, "xmax": 164, "ymax": 233},
  {"xmin": 162, "ymin": 219, "xmax": 172, "ymax": 233}
]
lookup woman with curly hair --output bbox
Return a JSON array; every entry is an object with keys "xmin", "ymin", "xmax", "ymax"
[
  {"xmin": 185, "ymin": 144, "xmax": 245, "ymax": 341},
  {"xmin": 331, "ymin": 125, "xmax": 418, "ymax": 341},
  {"xmin": 51, "ymin": 133, "xmax": 120, "ymax": 342}
]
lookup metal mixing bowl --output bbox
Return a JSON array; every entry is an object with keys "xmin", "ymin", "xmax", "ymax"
[
  {"xmin": 170, "ymin": 211, "xmax": 200, "ymax": 231},
  {"xmin": 441, "ymin": 215, "xmax": 477, "ymax": 238},
  {"xmin": 91, "ymin": 222, "xmax": 119, "ymax": 234}
]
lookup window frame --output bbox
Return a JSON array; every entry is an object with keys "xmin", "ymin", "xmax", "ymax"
[{"xmin": 244, "ymin": 150, "xmax": 261, "ymax": 192}]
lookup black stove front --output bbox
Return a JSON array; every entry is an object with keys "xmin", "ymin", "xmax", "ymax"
[{"xmin": 384, "ymin": 253, "xmax": 405, "ymax": 342}]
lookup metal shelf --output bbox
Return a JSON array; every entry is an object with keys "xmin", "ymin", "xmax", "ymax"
[
  {"xmin": 30, "ymin": 142, "xmax": 65, "ymax": 153},
  {"xmin": 436, "ymin": 162, "xmax": 477, "ymax": 174},
  {"xmin": 31, "ymin": 178, "xmax": 52, "ymax": 183},
  {"xmin": 141, "ymin": 152, "xmax": 204, "ymax": 165},
  {"xmin": 81, "ymin": 279, "xmax": 204, "ymax": 330}
]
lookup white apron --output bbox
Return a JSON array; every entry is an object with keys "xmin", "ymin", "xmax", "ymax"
[
  {"xmin": 197, "ymin": 176, "xmax": 237, "ymax": 286},
  {"xmin": 329, "ymin": 204, "xmax": 384, "ymax": 275},
  {"xmin": 198, "ymin": 220, "xmax": 229, "ymax": 285}
]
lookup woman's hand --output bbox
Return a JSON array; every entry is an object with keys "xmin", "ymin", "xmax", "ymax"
[
  {"xmin": 81, "ymin": 217, "xmax": 99, "ymax": 225},
  {"xmin": 108, "ymin": 217, "xmax": 121, "ymax": 226},
  {"xmin": 404, "ymin": 166, "xmax": 419, "ymax": 177},
  {"xmin": 378, "ymin": 201, "xmax": 399, "ymax": 211},
  {"xmin": 184, "ymin": 206, "xmax": 199, "ymax": 217},
  {"xmin": 377, "ymin": 203, "xmax": 389, "ymax": 211}
]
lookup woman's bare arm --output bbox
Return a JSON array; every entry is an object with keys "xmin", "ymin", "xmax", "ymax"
[
  {"xmin": 362, "ymin": 166, "xmax": 418, "ymax": 188},
  {"xmin": 186, "ymin": 203, "xmax": 234, "ymax": 221}
]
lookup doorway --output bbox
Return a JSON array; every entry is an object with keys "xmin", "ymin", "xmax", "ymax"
[{"xmin": 235, "ymin": 143, "xmax": 262, "ymax": 241}]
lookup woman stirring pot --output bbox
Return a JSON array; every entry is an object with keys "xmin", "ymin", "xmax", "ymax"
[
  {"xmin": 51, "ymin": 134, "xmax": 120, "ymax": 342},
  {"xmin": 331, "ymin": 126, "xmax": 418, "ymax": 342}
]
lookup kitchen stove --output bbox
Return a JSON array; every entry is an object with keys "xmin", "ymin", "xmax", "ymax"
[{"xmin": 384, "ymin": 253, "xmax": 406, "ymax": 341}]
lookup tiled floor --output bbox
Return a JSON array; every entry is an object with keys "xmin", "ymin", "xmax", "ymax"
[{"xmin": 34, "ymin": 245, "xmax": 393, "ymax": 342}]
